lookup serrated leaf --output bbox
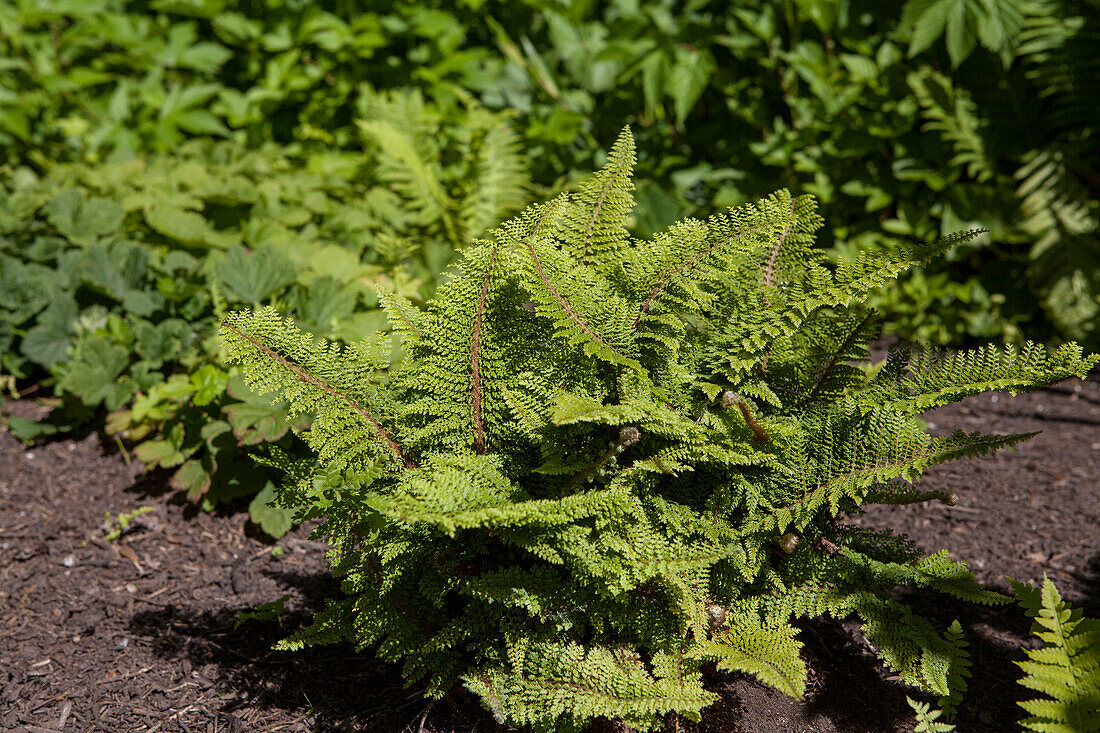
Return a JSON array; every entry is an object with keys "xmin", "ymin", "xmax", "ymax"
[
  {"xmin": 20, "ymin": 297, "xmax": 77, "ymax": 367},
  {"xmin": 45, "ymin": 190, "xmax": 125, "ymax": 242},
  {"xmin": 134, "ymin": 439, "xmax": 186, "ymax": 468},
  {"xmin": 218, "ymin": 245, "xmax": 297, "ymax": 304},
  {"xmin": 60, "ymin": 338, "xmax": 136, "ymax": 410}
]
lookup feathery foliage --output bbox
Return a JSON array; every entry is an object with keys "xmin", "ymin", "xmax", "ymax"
[
  {"xmin": 1010, "ymin": 577, "xmax": 1100, "ymax": 733},
  {"xmin": 221, "ymin": 129, "xmax": 1098, "ymax": 731}
]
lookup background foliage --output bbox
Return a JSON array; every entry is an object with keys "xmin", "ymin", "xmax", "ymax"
[
  {"xmin": 3, "ymin": 0, "xmax": 1096, "ymax": 345},
  {"xmin": 1, "ymin": 0, "xmax": 1097, "ymax": 527},
  {"xmin": 0, "ymin": 91, "xmax": 528, "ymax": 531}
]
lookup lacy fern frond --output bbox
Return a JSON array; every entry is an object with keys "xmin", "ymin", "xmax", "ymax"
[
  {"xmin": 459, "ymin": 108, "xmax": 530, "ymax": 243},
  {"xmin": 221, "ymin": 128, "xmax": 1098, "ymax": 731},
  {"xmin": 221, "ymin": 306, "xmax": 410, "ymax": 473},
  {"xmin": 1010, "ymin": 576, "xmax": 1100, "ymax": 733}
]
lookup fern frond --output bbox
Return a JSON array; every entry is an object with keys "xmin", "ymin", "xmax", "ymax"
[
  {"xmin": 359, "ymin": 118, "xmax": 459, "ymax": 244},
  {"xmin": 692, "ymin": 619, "xmax": 807, "ymax": 698},
  {"xmin": 220, "ymin": 307, "xmax": 411, "ymax": 472},
  {"xmin": 868, "ymin": 342, "xmax": 1098, "ymax": 414},
  {"xmin": 908, "ymin": 68, "xmax": 994, "ymax": 183},
  {"xmin": 558, "ymin": 126, "xmax": 637, "ymax": 273},
  {"xmin": 459, "ymin": 109, "xmax": 529, "ymax": 242},
  {"xmin": 1010, "ymin": 577, "xmax": 1100, "ymax": 733},
  {"xmin": 466, "ymin": 637, "xmax": 717, "ymax": 733},
  {"xmin": 506, "ymin": 197, "xmax": 644, "ymax": 371},
  {"xmin": 908, "ymin": 697, "xmax": 957, "ymax": 732}
]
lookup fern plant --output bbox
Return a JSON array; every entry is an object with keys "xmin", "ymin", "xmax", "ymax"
[{"xmin": 220, "ymin": 129, "xmax": 1098, "ymax": 731}]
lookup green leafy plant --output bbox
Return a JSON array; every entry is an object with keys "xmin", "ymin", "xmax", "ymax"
[
  {"xmin": 908, "ymin": 697, "xmax": 957, "ymax": 733},
  {"xmin": 5, "ymin": 0, "xmax": 1097, "ymax": 347},
  {"xmin": 0, "ymin": 92, "xmax": 530, "ymax": 533},
  {"xmin": 906, "ymin": 576, "xmax": 1100, "ymax": 731},
  {"xmin": 221, "ymin": 130, "xmax": 1098, "ymax": 730}
]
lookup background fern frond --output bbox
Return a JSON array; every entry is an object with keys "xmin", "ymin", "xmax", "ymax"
[{"xmin": 1010, "ymin": 576, "xmax": 1100, "ymax": 733}]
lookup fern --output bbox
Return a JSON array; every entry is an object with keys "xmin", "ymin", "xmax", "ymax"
[
  {"xmin": 1010, "ymin": 577, "xmax": 1100, "ymax": 733},
  {"xmin": 908, "ymin": 68, "xmax": 994, "ymax": 183},
  {"xmin": 221, "ymin": 128, "xmax": 1098, "ymax": 731},
  {"xmin": 908, "ymin": 697, "xmax": 957, "ymax": 732},
  {"xmin": 357, "ymin": 88, "xmax": 530, "ymax": 251},
  {"xmin": 1014, "ymin": 0, "xmax": 1100, "ymax": 346}
]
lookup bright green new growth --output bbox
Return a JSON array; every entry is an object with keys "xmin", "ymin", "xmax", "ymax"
[
  {"xmin": 1010, "ymin": 577, "xmax": 1100, "ymax": 733},
  {"xmin": 221, "ymin": 129, "xmax": 1098, "ymax": 731}
]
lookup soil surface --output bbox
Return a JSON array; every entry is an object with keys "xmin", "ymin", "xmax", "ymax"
[{"xmin": 2, "ymin": 375, "xmax": 1098, "ymax": 733}]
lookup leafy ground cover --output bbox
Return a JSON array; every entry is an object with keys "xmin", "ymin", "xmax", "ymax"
[
  {"xmin": 2, "ymin": 374, "xmax": 1097, "ymax": 732},
  {"xmin": 3, "ymin": 0, "xmax": 1095, "ymax": 347}
]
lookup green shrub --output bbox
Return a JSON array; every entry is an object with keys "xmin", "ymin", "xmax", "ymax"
[
  {"xmin": 0, "ymin": 92, "xmax": 529, "ymax": 531},
  {"xmin": 221, "ymin": 130, "xmax": 1097, "ymax": 729}
]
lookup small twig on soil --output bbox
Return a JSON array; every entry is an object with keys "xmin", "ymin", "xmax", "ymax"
[{"xmin": 96, "ymin": 666, "xmax": 155, "ymax": 686}]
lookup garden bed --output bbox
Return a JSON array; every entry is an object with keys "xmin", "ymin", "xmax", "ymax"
[{"xmin": 2, "ymin": 375, "xmax": 1097, "ymax": 733}]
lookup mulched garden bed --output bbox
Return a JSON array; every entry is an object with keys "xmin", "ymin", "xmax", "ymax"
[{"xmin": 3, "ymin": 375, "xmax": 1098, "ymax": 733}]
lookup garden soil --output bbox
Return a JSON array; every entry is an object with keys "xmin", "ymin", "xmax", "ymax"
[{"xmin": 2, "ymin": 375, "xmax": 1098, "ymax": 733}]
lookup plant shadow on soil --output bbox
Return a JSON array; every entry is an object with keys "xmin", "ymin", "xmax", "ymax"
[
  {"xmin": 126, "ymin": 569, "xmax": 502, "ymax": 733},
  {"xmin": 122, "ymin": 564, "xmax": 1070, "ymax": 733}
]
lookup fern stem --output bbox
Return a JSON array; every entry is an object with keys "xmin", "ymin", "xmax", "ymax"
[
  {"xmin": 800, "ymin": 311, "xmax": 876, "ymax": 408},
  {"xmin": 762, "ymin": 196, "xmax": 799, "ymax": 291},
  {"xmin": 470, "ymin": 247, "xmax": 499, "ymax": 454},
  {"xmin": 525, "ymin": 233, "xmax": 624, "ymax": 362},
  {"xmin": 224, "ymin": 323, "xmax": 414, "ymax": 469},
  {"xmin": 563, "ymin": 426, "xmax": 640, "ymax": 491},
  {"xmin": 634, "ymin": 221, "xmax": 764, "ymax": 328},
  {"xmin": 723, "ymin": 391, "xmax": 769, "ymax": 442},
  {"xmin": 759, "ymin": 196, "xmax": 800, "ymax": 374}
]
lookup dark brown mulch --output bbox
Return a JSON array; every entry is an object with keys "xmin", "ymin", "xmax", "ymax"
[{"xmin": 2, "ymin": 376, "xmax": 1098, "ymax": 733}]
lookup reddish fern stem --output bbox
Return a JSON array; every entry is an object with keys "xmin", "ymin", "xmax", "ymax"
[
  {"xmin": 734, "ymin": 401, "xmax": 770, "ymax": 443},
  {"xmin": 525, "ymin": 240, "xmax": 622, "ymax": 360},
  {"xmin": 225, "ymin": 323, "xmax": 413, "ymax": 469},
  {"xmin": 391, "ymin": 303, "xmax": 424, "ymax": 341},
  {"xmin": 762, "ymin": 196, "xmax": 800, "ymax": 291},
  {"xmin": 470, "ymin": 248, "xmax": 499, "ymax": 454},
  {"xmin": 470, "ymin": 208, "xmax": 557, "ymax": 452},
  {"xmin": 581, "ymin": 175, "xmax": 614, "ymax": 264},
  {"xmin": 799, "ymin": 311, "xmax": 875, "ymax": 408},
  {"xmin": 759, "ymin": 196, "xmax": 800, "ymax": 375}
]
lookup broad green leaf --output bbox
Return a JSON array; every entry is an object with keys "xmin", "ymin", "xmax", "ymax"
[
  {"xmin": 218, "ymin": 245, "xmax": 297, "ymax": 304},
  {"xmin": 172, "ymin": 458, "xmax": 213, "ymax": 500},
  {"xmin": 21, "ymin": 297, "xmax": 78, "ymax": 367},
  {"xmin": 249, "ymin": 481, "xmax": 295, "ymax": 537},
  {"xmin": 135, "ymin": 439, "xmax": 187, "ymax": 468}
]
